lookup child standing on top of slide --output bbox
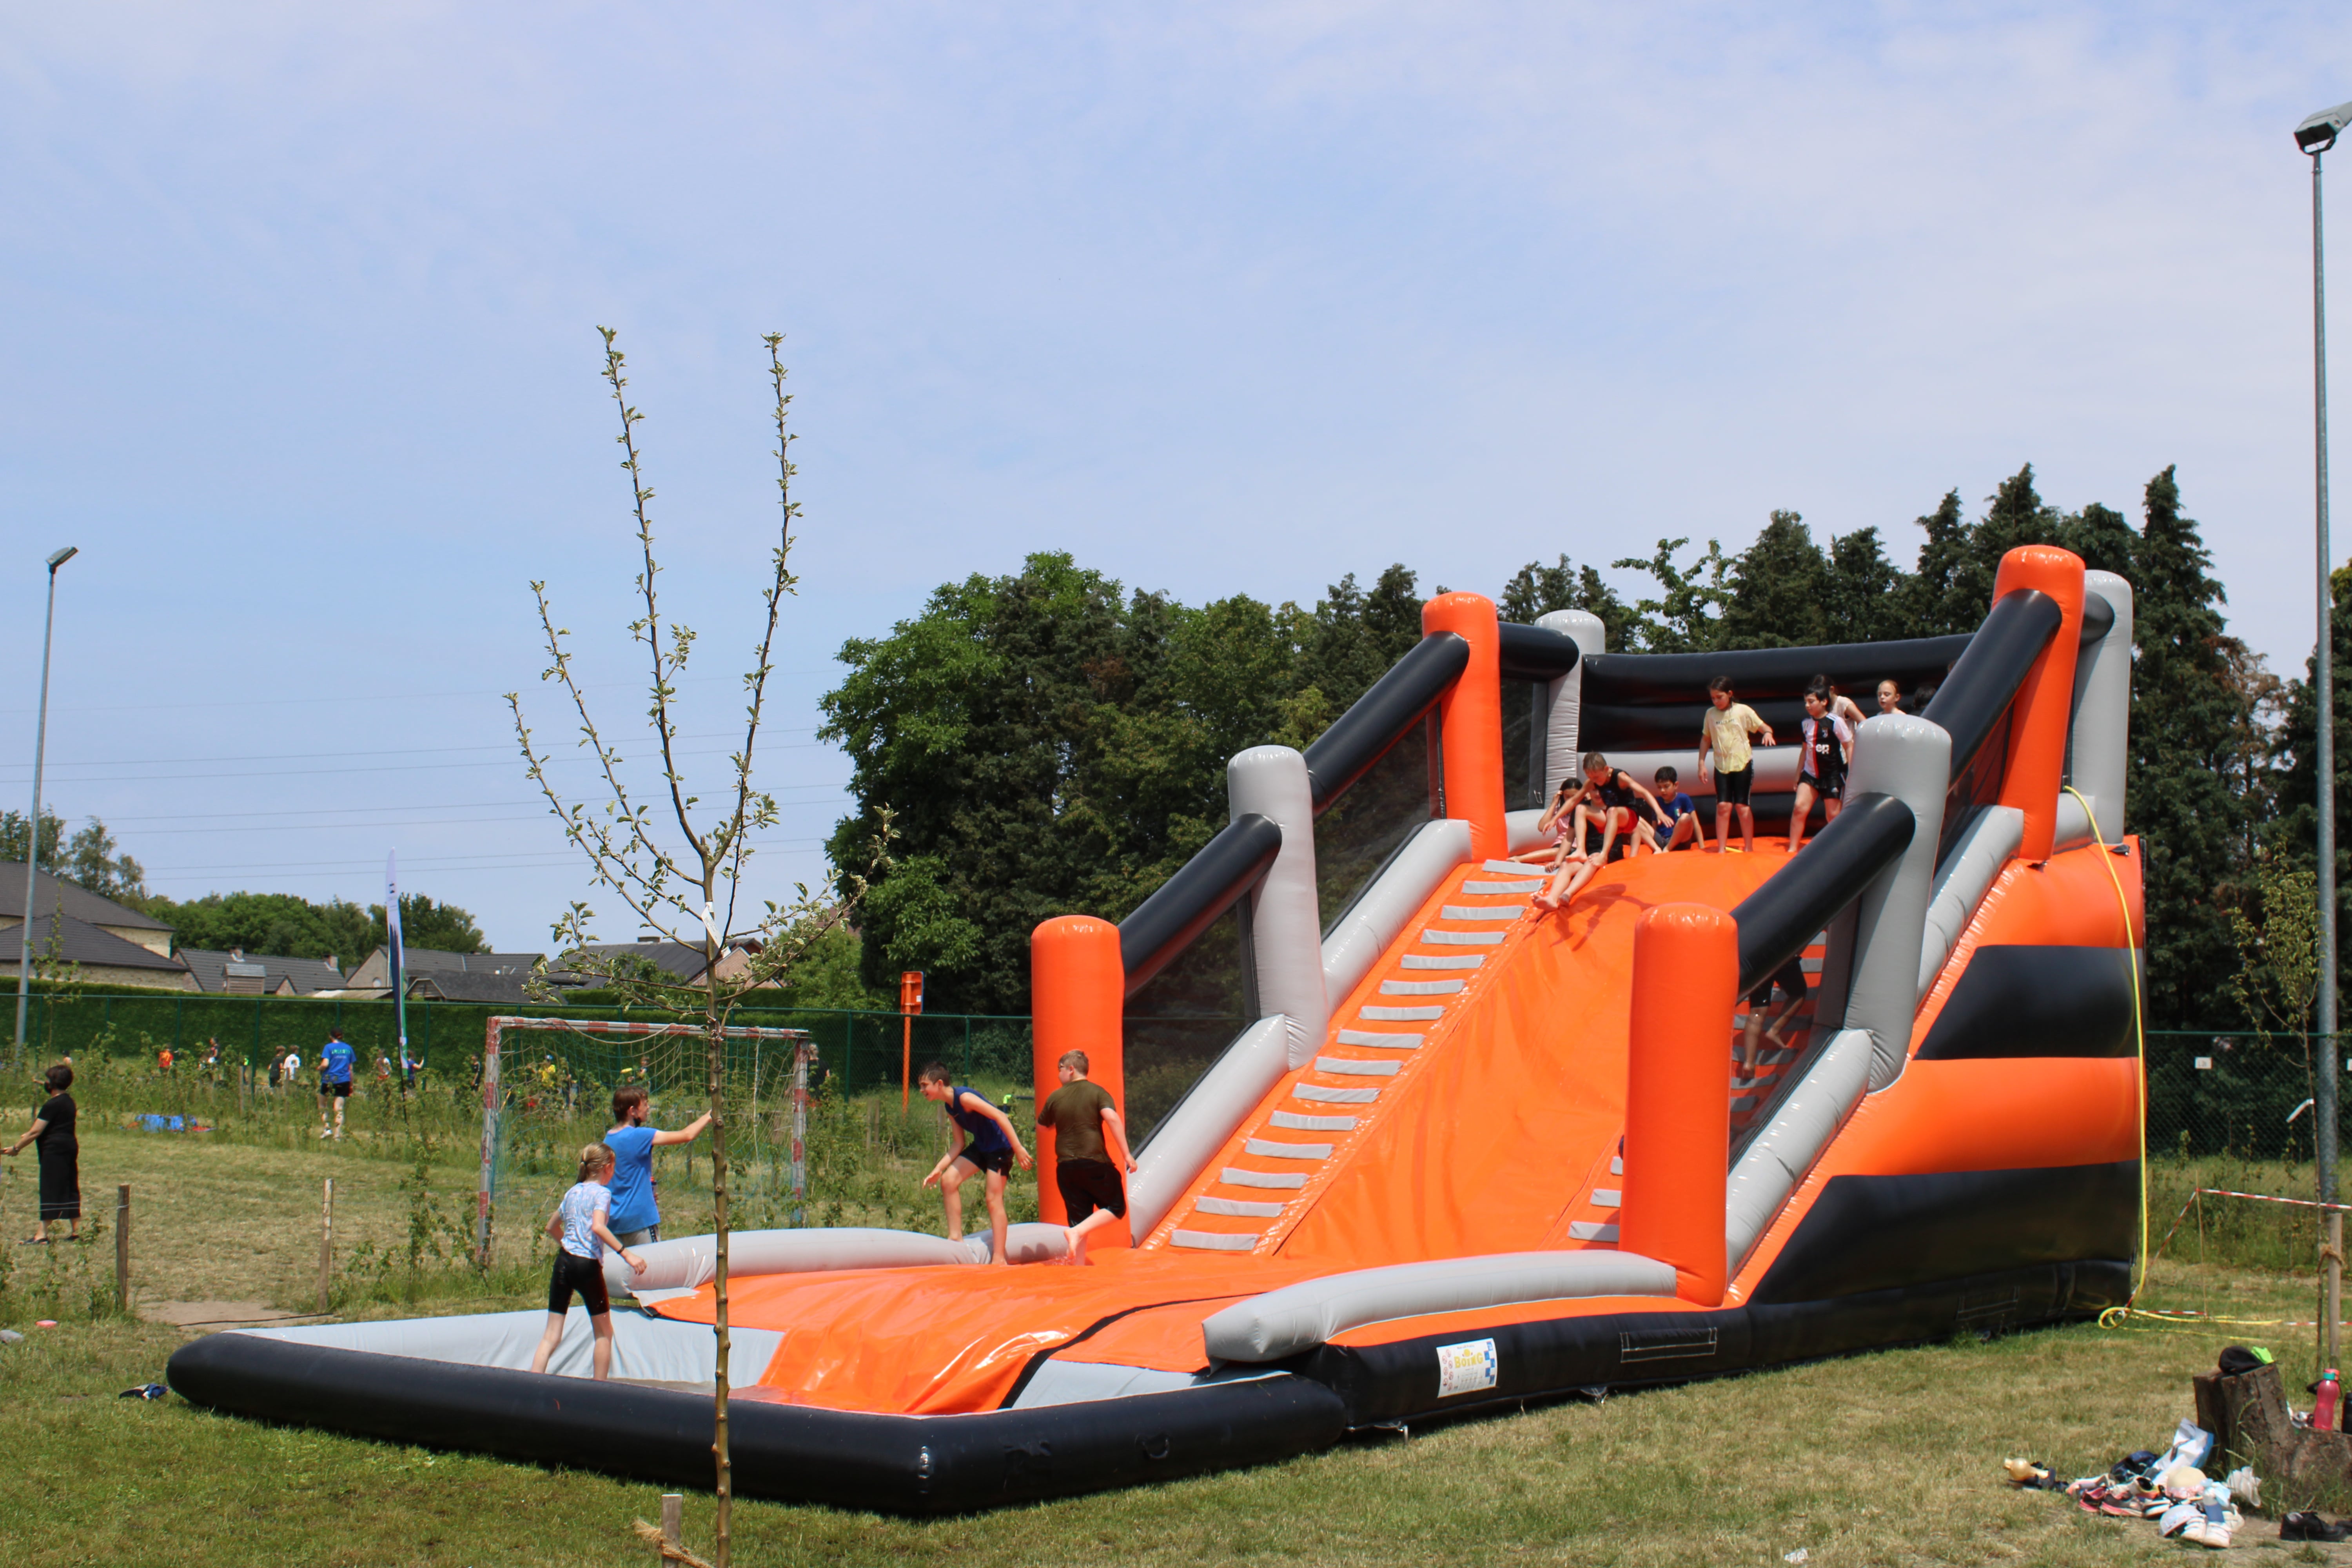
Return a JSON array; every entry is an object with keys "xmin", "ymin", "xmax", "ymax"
[
  {"xmin": 919, "ymin": 1064, "xmax": 1033, "ymax": 1265},
  {"xmin": 1699, "ymin": 678, "xmax": 1776, "ymax": 854},
  {"xmin": 1036, "ymin": 1050, "xmax": 1135, "ymax": 1266},
  {"xmin": 528, "ymin": 1141, "xmax": 647, "ymax": 1381},
  {"xmin": 1788, "ymin": 680, "xmax": 1855, "ymax": 853}
]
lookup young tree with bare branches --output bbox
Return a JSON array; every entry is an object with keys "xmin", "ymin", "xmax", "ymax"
[{"xmin": 510, "ymin": 328, "xmax": 887, "ymax": 1564}]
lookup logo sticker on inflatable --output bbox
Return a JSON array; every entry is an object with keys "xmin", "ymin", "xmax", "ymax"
[{"xmin": 1435, "ymin": 1338, "xmax": 1499, "ymax": 1398}]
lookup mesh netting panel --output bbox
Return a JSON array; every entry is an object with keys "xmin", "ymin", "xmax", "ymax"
[
  {"xmin": 1123, "ymin": 906, "xmax": 1251, "ymax": 1148},
  {"xmin": 1314, "ymin": 716, "xmax": 1438, "ymax": 932}
]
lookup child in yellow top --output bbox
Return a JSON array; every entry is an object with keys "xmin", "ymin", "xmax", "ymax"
[{"xmin": 1699, "ymin": 677, "xmax": 1776, "ymax": 854}]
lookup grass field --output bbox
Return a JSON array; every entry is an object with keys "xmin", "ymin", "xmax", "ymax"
[{"xmin": 8, "ymin": 1120, "xmax": 2352, "ymax": 1566}]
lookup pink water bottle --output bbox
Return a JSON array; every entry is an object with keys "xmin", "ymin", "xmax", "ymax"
[{"xmin": 2318, "ymin": 1370, "xmax": 2341, "ymax": 1432}]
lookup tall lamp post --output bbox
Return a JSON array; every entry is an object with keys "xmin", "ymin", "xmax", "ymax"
[
  {"xmin": 2298, "ymin": 100, "xmax": 2352, "ymax": 1367},
  {"xmin": 12, "ymin": 546, "xmax": 78, "ymax": 1066}
]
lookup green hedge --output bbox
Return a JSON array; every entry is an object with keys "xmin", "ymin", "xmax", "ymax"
[{"xmin": 12, "ymin": 991, "xmax": 1243, "ymax": 1103}]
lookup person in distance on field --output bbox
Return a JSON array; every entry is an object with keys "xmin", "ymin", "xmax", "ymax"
[{"xmin": 4, "ymin": 1062, "xmax": 80, "ymax": 1244}]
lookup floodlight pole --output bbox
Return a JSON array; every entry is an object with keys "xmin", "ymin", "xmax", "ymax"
[
  {"xmin": 2309, "ymin": 131, "xmax": 2343, "ymax": 1370},
  {"xmin": 12, "ymin": 546, "xmax": 76, "ymax": 1067}
]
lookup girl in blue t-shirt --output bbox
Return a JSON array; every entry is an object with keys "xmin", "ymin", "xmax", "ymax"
[
  {"xmin": 917, "ymin": 1063, "xmax": 1033, "ymax": 1265},
  {"xmin": 603, "ymin": 1085, "xmax": 713, "ymax": 1245}
]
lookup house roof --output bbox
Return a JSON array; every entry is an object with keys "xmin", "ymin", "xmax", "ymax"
[
  {"xmin": 178, "ymin": 948, "xmax": 348, "ymax": 995},
  {"xmin": 405, "ymin": 969, "xmax": 539, "ymax": 1004},
  {"xmin": 0, "ymin": 864, "xmax": 171, "ymax": 931},
  {"xmin": 350, "ymin": 946, "xmax": 543, "ymax": 976},
  {"xmin": 563, "ymin": 941, "xmax": 711, "ymax": 984},
  {"xmin": 1, "ymin": 910, "xmax": 190, "ymax": 972}
]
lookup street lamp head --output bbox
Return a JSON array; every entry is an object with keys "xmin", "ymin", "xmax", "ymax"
[
  {"xmin": 44, "ymin": 546, "xmax": 75, "ymax": 571},
  {"xmin": 2299, "ymin": 100, "xmax": 2352, "ymax": 155}
]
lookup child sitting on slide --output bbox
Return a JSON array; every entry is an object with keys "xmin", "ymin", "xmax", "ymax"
[
  {"xmin": 1535, "ymin": 753, "xmax": 1667, "ymax": 911},
  {"xmin": 1652, "ymin": 766, "xmax": 1707, "ymax": 851}
]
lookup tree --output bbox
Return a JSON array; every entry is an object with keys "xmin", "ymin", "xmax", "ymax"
[
  {"xmin": 1823, "ymin": 526, "xmax": 1911, "ymax": 644},
  {"xmin": 2123, "ymin": 467, "xmax": 2258, "ymax": 1031},
  {"xmin": 387, "ymin": 894, "xmax": 486, "ymax": 954},
  {"xmin": 1499, "ymin": 554, "xmax": 1636, "ymax": 648},
  {"xmin": 0, "ymin": 809, "xmax": 143, "ymax": 900},
  {"xmin": 511, "ymin": 330, "xmax": 882, "ymax": 1566},
  {"xmin": 1716, "ymin": 510, "xmax": 1830, "ymax": 650},
  {"xmin": 1610, "ymin": 537, "xmax": 1730, "ymax": 652}
]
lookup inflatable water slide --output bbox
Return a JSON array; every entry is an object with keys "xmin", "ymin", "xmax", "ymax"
[{"xmin": 169, "ymin": 546, "xmax": 2143, "ymax": 1513}]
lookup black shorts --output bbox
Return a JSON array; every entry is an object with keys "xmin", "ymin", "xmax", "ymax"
[
  {"xmin": 1748, "ymin": 966, "xmax": 1808, "ymax": 1007},
  {"xmin": 956, "ymin": 1146, "xmax": 1014, "ymax": 1177},
  {"xmin": 1056, "ymin": 1157, "xmax": 1127, "ymax": 1223},
  {"xmin": 1800, "ymin": 771, "xmax": 1846, "ymax": 801},
  {"xmin": 1715, "ymin": 765, "xmax": 1754, "ymax": 806},
  {"xmin": 319, "ymin": 1079, "xmax": 352, "ymax": 1098},
  {"xmin": 547, "ymin": 1250, "xmax": 611, "ymax": 1317}
]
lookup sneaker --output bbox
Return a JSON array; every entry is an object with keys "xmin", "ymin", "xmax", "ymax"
[{"xmin": 317, "ymin": 1127, "xmax": 333, "ymax": 1140}]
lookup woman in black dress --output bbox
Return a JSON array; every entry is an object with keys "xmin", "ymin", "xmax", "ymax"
[{"xmin": 4, "ymin": 1062, "xmax": 78, "ymax": 1242}]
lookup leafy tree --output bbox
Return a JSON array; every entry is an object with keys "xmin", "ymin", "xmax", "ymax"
[
  {"xmin": 1898, "ymin": 488, "xmax": 1977, "ymax": 636},
  {"xmin": 1610, "ymin": 537, "xmax": 1730, "ymax": 652},
  {"xmin": 770, "ymin": 922, "xmax": 890, "ymax": 1011},
  {"xmin": 1716, "ymin": 510, "xmax": 1831, "ymax": 649},
  {"xmin": 0, "ymin": 809, "xmax": 143, "ymax": 900},
  {"xmin": 387, "ymin": 894, "xmax": 487, "ymax": 954},
  {"xmin": 1823, "ymin": 526, "xmax": 1911, "ymax": 644},
  {"xmin": 1499, "ymin": 554, "xmax": 1637, "ymax": 648}
]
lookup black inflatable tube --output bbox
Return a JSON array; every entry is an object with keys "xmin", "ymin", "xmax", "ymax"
[
  {"xmin": 2079, "ymin": 591, "xmax": 2114, "ymax": 646},
  {"xmin": 1301, "ymin": 1256, "xmax": 2129, "ymax": 1428},
  {"xmin": 1919, "ymin": 590, "xmax": 2060, "ymax": 780},
  {"xmin": 1118, "ymin": 814, "xmax": 1283, "ymax": 996},
  {"xmin": 1728, "ymin": 792, "xmax": 1914, "ymax": 992},
  {"xmin": 1303, "ymin": 632, "xmax": 1469, "ymax": 810},
  {"xmin": 1495, "ymin": 621, "xmax": 1583, "ymax": 682},
  {"xmin": 165, "ymin": 1334, "xmax": 1346, "ymax": 1515},
  {"xmin": 1582, "ymin": 634, "xmax": 1973, "ymax": 709}
]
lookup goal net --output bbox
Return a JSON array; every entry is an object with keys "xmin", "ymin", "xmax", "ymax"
[{"xmin": 474, "ymin": 1015, "xmax": 812, "ymax": 1263}]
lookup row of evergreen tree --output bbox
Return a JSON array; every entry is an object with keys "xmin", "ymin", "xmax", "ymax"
[{"xmin": 822, "ymin": 463, "xmax": 2306, "ymax": 1036}]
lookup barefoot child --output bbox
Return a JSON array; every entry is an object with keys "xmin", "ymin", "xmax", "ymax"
[
  {"xmin": 1036, "ymin": 1051, "xmax": 1135, "ymax": 1265},
  {"xmin": 1652, "ymin": 766, "xmax": 1708, "ymax": 852},
  {"xmin": 1699, "ymin": 678, "xmax": 1776, "ymax": 854},
  {"xmin": 919, "ymin": 1064, "xmax": 1034, "ymax": 1265},
  {"xmin": 1535, "ymin": 754, "xmax": 1665, "ymax": 910},
  {"xmin": 528, "ymin": 1142, "xmax": 646, "ymax": 1381},
  {"xmin": 1788, "ymin": 681, "xmax": 1855, "ymax": 853},
  {"xmin": 1738, "ymin": 955, "xmax": 1810, "ymax": 1077}
]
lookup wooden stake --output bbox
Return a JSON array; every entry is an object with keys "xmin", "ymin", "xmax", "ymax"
[
  {"xmin": 661, "ymin": 1493, "xmax": 682, "ymax": 1561},
  {"xmin": 318, "ymin": 1177, "xmax": 334, "ymax": 1314},
  {"xmin": 114, "ymin": 1184, "xmax": 130, "ymax": 1314}
]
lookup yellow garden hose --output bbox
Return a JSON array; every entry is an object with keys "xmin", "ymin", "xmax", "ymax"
[{"xmin": 2061, "ymin": 788, "xmax": 2152, "ymax": 1323}]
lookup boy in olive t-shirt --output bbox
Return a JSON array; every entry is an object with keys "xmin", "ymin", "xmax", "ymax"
[{"xmin": 1036, "ymin": 1050, "xmax": 1134, "ymax": 1265}]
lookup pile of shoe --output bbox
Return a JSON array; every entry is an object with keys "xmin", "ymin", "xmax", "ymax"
[{"xmin": 2007, "ymin": 1419, "xmax": 2261, "ymax": 1550}]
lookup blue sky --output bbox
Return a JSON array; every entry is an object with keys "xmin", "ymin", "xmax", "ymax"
[{"xmin": 2, "ymin": 2, "xmax": 2348, "ymax": 953}]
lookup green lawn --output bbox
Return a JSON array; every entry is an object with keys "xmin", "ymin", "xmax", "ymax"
[{"xmin": 7, "ymin": 1127, "xmax": 2352, "ymax": 1565}]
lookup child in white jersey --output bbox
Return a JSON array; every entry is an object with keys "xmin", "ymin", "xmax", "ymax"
[{"xmin": 527, "ymin": 1142, "xmax": 647, "ymax": 1380}]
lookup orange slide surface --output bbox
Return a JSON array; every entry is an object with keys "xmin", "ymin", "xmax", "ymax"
[{"xmin": 655, "ymin": 847, "xmax": 1787, "ymax": 1414}]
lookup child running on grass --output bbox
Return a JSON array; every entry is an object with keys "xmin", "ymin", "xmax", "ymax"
[
  {"xmin": 919, "ymin": 1063, "xmax": 1034, "ymax": 1265},
  {"xmin": 1699, "ymin": 677, "xmax": 1776, "ymax": 854},
  {"xmin": 528, "ymin": 1141, "xmax": 646, "ymax": 1381},
  {"xmin": 316, "ymin": 1028, "xmax": 356, "ymax": 1141},
  {"xmin": 1788, "ymin": 680, "xmax": 1855, "ymax": 853},
  {"xmin": 1652, "ymin": 766, "xmax": 1708, "ymax": 852},
  {"xmin": 1036, "ymin": 1051, "xmax": 1135, "ymax": 1266}
]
